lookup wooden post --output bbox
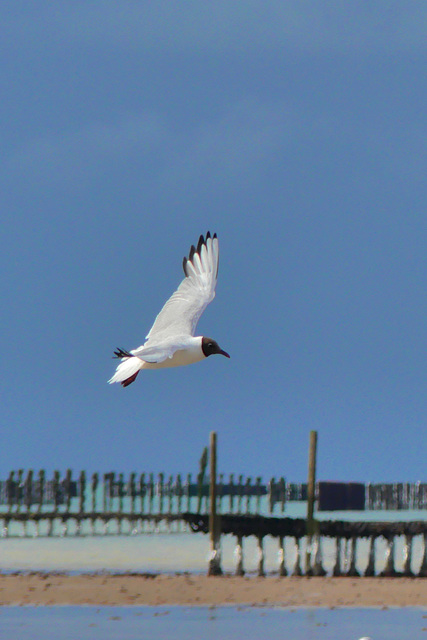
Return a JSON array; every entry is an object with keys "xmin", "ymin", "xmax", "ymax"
[
  {"xmin": 91, "ymin": 473, "xmax": 98, "ymax": 513},
  {"xmin": 6, "ymin": 471, "xmax": 15, "ymax": 513},
  {"xmin": 229, "ymin": 473, "xmax": 234, "ymax": 512},
  {"xmin": 235, "ymin": 534, "xmax": 244, "ymax": 576},
  {"xmin": 167, "ymin": 475, "xmax": 173, "ymax": 515},
  {"xmin": 118, "ymin": 473, "xmax": 124, "ymax": 513},
  {"xmin": 158, "ymin": 473, "xmax": 164, "ymax": 514},
  {"xmin": 245, "ymin": 477, "xmax": 251, "ymax": 514},
  {"xmin": 305, "ymin": 430, "xmax": 318, "ymax": 573},
  {"xmin": 364, "ymin": 536, "xmax": 376, "ymax": 576},
  {"xmin": 79, "ymin": 471, "xmax": 86, "ymax": 514},
  {"xmin": 64, "ymin": 468, "xmax": 72, "ymax": 513},
  {"xmin": 292, "ymin": 537, "xmax": 303, "ymax": 576},
  {"xmin": 37, "ymin": 469, "xmax": 45, "ymax": 514},
  {"xmin": 175, "ymin": 474, "xmax": 182, "ymax": 514},
  {"xmin": 24, "ymin": 469, "xmax": 33, "ymax": 513},
  {"xmin": 16, "ymin": 469, "xmax": 24, "ymax": 513},
  {"xmin": 208, "ymin": 431, "xmax": 222, "ymax": 575},
  {"xmin": 139, "ymin": 473, "xmax": 145, "ymax": 515},
  {"xmin": 257, "ymin": 535, "xmax": 265, "ymax": 577},
  {"xmin": 380, "ymin": 536, "xmax": 397, "ymax": 577},
  {"xmin": 129, "ymin": 472, "xmax": 136, "ymax": 514},
  {"xmin": 418, "ymin": 533, "xmax": 427, "ymax": 577},
  {"xmin": 237, "ymin": 474, "xmax": 243, "ymax": 514},
  {"xmin": 255, "ymin": 476, "xmax": 262, "ymax": 514},
  {"xmin": 332, "ymin": 538, "xmax": 342, "ymax": 576},
  {"xmin": 278, "ymin": 536, "xmax": 287, "ymax": 576},
  {"xmin": 185, "ymin": 473, "xmax": 191, "ymax": 512},
  {"xmin": 268, "ymin": 477, "xmax": 275, "ymax": 514},
  {"xmin": 278, "ymin": 476, "xmax": 286, "ymax": 513},
  {"xmin": 53, "ymin": 470, "xmax": 60, "ymax": 513},
  {"xmin": 402, "ymin": 534, "xmax": 414, "ymax": 577},
  {"xmin": 346, "ymin": 537, "xmax": 359, "ymax": 577}
]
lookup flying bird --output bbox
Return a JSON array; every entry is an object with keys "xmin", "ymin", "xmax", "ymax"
[{"xmin": 108, "ymin": 232, "xmax": 230, "ymax": 387}]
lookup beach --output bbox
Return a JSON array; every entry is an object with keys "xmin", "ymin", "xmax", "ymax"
[{"xmin": 0, "ymin": 573, "xmax": 426, "ymax": 607}]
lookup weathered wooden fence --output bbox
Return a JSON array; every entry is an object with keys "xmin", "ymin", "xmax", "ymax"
[
  {"xmin": 0, "ymin": 470, "xmax": 294, "ymax": 537},
  {"xmin": 1, "ymin": 471, "xmax": 426, "ymax": 519},
  {"xmin": 0, "ymin": 470, "xmax": 293, "ymax": 519}
]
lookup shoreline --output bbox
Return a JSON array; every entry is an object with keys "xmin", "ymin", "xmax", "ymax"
[{"xmin": 0, "ymin": 574, "xmax": 426, "ymax": 607}]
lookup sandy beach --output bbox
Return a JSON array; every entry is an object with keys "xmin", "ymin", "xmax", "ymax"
[{"xmin": 0, "ymin": 574, "xmax": 425, "ymax": 607}]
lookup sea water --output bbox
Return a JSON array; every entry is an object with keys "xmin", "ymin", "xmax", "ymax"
[{"xmin": 1, "ymin": 605, "xmax": 427, "ymax": 640}]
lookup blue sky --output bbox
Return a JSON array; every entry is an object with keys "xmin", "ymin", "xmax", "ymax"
[{"xmin": 1, "ymin": 2, "xmax": 426, "ymax": 483}]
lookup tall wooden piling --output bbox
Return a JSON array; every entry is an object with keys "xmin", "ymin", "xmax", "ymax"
[
  {"xmin": 208, "ymin": 431, "xmax": 222, "ymax": 575},
  {"xmin": 305, "ymin": 430, "xmax": 318, "ymax": 573}
]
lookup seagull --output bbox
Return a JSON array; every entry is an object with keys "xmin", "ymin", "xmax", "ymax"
[{"xmin": 108, "ymin": 232, "xmax": 230, "ymax": 387}]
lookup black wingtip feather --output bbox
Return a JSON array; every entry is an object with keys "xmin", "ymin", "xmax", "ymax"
[
  {"xmin": 197, "ymin": 234, "xmax": 204, "ymax": 254},
  {"xmin": 183, "ymin": 232, "xmax": 217, "ymax": 277},
  {"xmin": 113, "ymin": 347, "xmax": 133, "ymax": 359}
]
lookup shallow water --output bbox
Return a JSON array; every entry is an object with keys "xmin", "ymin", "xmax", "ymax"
[{"xmin": 1, "ymin": 605, "xmax": 427, "ymax": 640}]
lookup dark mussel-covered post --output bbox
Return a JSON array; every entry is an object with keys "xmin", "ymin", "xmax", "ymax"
[
  {"xmin": 37, "ymin": 469, "xmax": 45, "ymax": 514},
  {"xmin": 268, "ymin": 477, "xmax": 275, "ymax": 514},
  {"xmin": 175, "ymin": 474, "xmax": 182, "ymax": 514},
  {"xmin": 16, "ymin": 469, "xmax": 24, "ymax": 513},
  {"xmin": 118, "ymin": 473, "xmax": 124, "ymax": 514},
  {"xmin": 235, "ymin": 534, "xmax": 245, "ymax": 576},
  {"xmin": 237, "ymin": 474, "xmax": 244, "ymax": 515},
  {"xmin": 257, "ymin": 534, "xmax": 265, "ymax": 577},
  {"xmin": 24, "ymin": 469, "xmax": 33, "ymax": 513},
  {"xmin": 64, "ymin": 468, "xmax": 72, "ymax": 513},
  {"xmin": 402, "ymin": 534, "xmax": 414, "ymax": 577},
  {"xmin": 158, "ymin": 473, "xmax": 164, "ymax": 515},
  {"xmin": 228, "ymin": 473, "xmax": 235, "ymax": 513},
  {"xmin": 185, "ymin": 473, "xmax": 191, "ymax": 512},
  {"xmin": 278, "ymin": 536, "xmax": 287, "ymax": 576},
  {"xmin": 6, "ymin": 471, "xmax": 15, "ymax": 513},
  {"xmin": 79, "ymin": 471, "xmax": 86, "ymax": 514},
  {"xmin": 53, "ymin": 470, "xmax": 60, "ymax": 514},
  {"xmin": 418, "ymin": 533, "xmax": 427, "ymax": 577},
  {"xmin": 91, "ymin": 473, "xmax": 98, "ymax": 513},
  {"xmin": 129, "ymin": 472, "xmax": 136, "ymax": 514},
  {"xmin": 346, "ymin": 536, "xmax": 359, "ymax": 577},
  {"xmin": 311, "ymin": 532, "xmax": 327, "ymax": 576},
  {"xmin": 255, "ymin": 476, "xmax": 262, "ymax": 514},
  {"xmin": 139, "ymin": 473, "xmax": 146, "ymax": 515},
  {"xmin": 332, "ymin": 537, "xmax": 343, "ymax": 576},
  {"xmin": 147, "ymin": 473, "xmax": 154, "ymax": 516},
  {"xmin": 167, "ymin": 475, "xmax": 173, "ymax": 516},
  {"xmin": 102, "ymin": 473, "xmax": 108, "ymax": 512},
  {"xmin": 380, "ymin": 535, "xmax": 398, "ymax": 577},
  {"xmin": 278, "ymin": 477, "xmax": 286, "ymax": 513},
  {"xmin": 364, "ymin": 536, "xmax": 376, "ymax": 576},
  {"xmin": 292, "ymin": 536, "xmax": 304, "ymax": 576}
]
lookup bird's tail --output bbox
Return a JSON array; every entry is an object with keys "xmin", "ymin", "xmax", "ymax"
[{"xmin": 108, "ymin": 351, "xmax": 143, "ymax": 387}]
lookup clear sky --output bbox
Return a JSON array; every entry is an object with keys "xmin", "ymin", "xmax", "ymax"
[{"xmin": 1, "ymin": 3, "xmax": 426, "ymax": 483}]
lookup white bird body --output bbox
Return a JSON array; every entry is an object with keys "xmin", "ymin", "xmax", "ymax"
[{"xmin": 108, "ymin": 233, "xmax": 229, "ymax": 387}]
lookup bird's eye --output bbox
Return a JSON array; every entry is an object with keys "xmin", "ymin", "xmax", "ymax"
[{"xmin": 208, "ymin": 343, "xmax": 213, "ymax": 348}]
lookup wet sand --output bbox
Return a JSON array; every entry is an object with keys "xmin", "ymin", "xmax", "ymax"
[{"xmin": 0, "ymin": 574, "xmax": 425, "ymax": 607}]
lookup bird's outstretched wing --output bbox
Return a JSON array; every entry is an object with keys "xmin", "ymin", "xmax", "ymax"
[{"xmin": 135, "ymin": 232, "xmax": 219, "ymax": 352}]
